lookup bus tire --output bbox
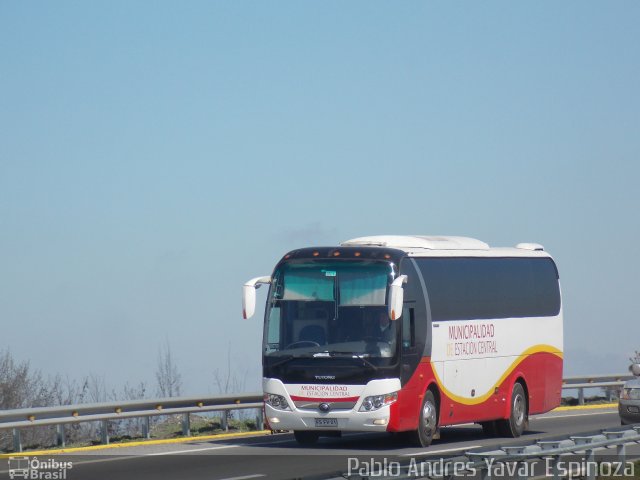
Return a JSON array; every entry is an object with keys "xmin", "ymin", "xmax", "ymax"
[
  {"xmin": 497, "ymin": 382, "xmax": 527, "ymax": 437},
  {"xmin": 293, "ymin": 430, "xmax": 319, "ymax": 446},
  {"xmin": 409, "ymin": 390, "xmax": 438, "ymax": 448}
]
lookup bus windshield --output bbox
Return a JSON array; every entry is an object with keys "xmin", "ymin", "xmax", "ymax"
[{"xmin": 264, "ymin": 260, "xmax": 398, "ymax": 358}]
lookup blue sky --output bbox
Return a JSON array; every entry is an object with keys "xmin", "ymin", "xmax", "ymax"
[{"xmin": 1, "ymin": 1, "xmax": 639, "ymax": 394}]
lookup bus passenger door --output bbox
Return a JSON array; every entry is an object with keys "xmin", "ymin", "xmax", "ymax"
[
  {"xmin": 401, "ymin": 304, "xmax": 419, "ymax": 384},
  {"xmin": 397, "ymin": 303, "xmax": 422, "ymax": 430}
]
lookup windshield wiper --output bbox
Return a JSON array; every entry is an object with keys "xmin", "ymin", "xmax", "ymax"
[
  {"xmin": 315, "ymin": 351, "xmax": 379, "ymax": 372},
  {"xmin": 269, "ymin": 351, "xmax": 379, "ymax": 371},
  {"xmin": 351, "ymin": 354, "xmax": 379, "ymax": 372},
  {"xmin": 268, "ymin": 353, "xmax": 314, "ymax": 369}
]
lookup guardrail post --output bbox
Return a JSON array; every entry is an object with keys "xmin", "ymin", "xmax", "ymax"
[
  {"xmin": 12, "ymin": 428, "xmax": 22, "ymax": 453},
  {"xmin": 256, "ymin": 408, "xmax": 264, "ymax": 430},
  {"xmin": 221, "ymin": 412, "xmax": 228, "ymax": 432},
  {"xmin": 142, "ymin": 416, "xmax": 151, "ymax": 439},
  {"xmin": 571, "ymin": 435, "xmax": 597, "ymax": 480},
  {"xmin": 578, "ymin": 387, "xmax": 584, "ymax": 405},
  {"xmin": 616, "ymin": 442, "xmax": 626, "ymax": 462},
  {"xmin": 101, "ymin": 420, "xmax": 109, "ymax": 444},
  {"xmin": 56, "ymin": 424, "xmax": 65, "ymax": 447},
  {"xmin": 480, "ymin": 467, "xmax": 491, "ymax": 480},
  {"xmin": 585, "ymin": 450, "xmax": 596, "ymax": 480},
  {"xmin": 182, "ymin": 413, "xmax": 191, "ymax": 437},
  {"xmin": 604, "ymin": 431, "xmax": 627, "ymax": 463},
  {"xmin": 547, "ymin": 456, "xmax": 561, "ymax": 480}
]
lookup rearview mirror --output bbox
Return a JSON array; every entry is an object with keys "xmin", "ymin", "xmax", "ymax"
[
  {"xmin": 388, "ymin": 275, "xmax": 408, "ymax": 321},
  {"xmin": 242, "ymin": 276, "xmax": 271, "ymax": 319}
]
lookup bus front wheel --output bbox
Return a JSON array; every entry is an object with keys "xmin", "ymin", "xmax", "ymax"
[
  {"xmin": 409, "ymin": 390, "xmax": 438, "ymax": 448},
  {"xmin": 294, "ymin": 430, "xmax": 319, "ymax": 446},
  {"xmin": 497, "ymin": 382, "xmax": 527, "ymax": 437}
]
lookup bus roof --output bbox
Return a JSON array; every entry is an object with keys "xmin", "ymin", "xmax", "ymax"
[{"xmin": 340, "ymin": 235, "xmax": 551, "ymax": 258}]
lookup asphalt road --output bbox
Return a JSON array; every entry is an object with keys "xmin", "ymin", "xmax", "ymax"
[{"xmin": 1, "ymin": 408, "xmax": 631, "ymax": 480}]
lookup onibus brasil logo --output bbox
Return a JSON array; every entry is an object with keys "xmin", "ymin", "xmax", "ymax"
[{"xmin": 7, "ymin": 457, "xmax": 72, "ymax": 479}]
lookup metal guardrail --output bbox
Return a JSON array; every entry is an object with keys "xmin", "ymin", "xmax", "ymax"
[
  {"xmin": 0, "ymin": 393, "xmax": 263, "ymax": 453},
  {"xmin": 561, "ymin": 373, "xmax": 634, "ymax": 405},
  {"xmin": 409, "ymin": 426, "xmax": 640, "ymax": 480},
  {"xmin": 0, "ymin": 374, "xmax": 634, "ymax": 453}
]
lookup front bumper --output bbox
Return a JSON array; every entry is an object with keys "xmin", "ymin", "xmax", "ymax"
[
  {"xmin": 619, "ymin": 400, "xmax": 640, "ymax": 425},
  {"xmin": 265, "ymin": 403, "xmax": 391, "ymax": 432},
  {"xmin": 264, "ymin": 377, "xmax": 401, "ymax": 432}
]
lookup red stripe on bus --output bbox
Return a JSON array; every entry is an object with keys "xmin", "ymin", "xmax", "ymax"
[{"xmin": 290, "ymin": 396, "xmax": 360, "ymax": 402}]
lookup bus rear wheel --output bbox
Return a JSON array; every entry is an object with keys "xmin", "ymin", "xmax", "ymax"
[
  {"xmin": 409, "ymin": 390, "xmax": 438, "ymax": 448},
  {"xmin": 497, "ymin": 382, "xmax": 527, "ymax": 437},
  {"xmin": 293, "ymin": 430, "xmax": 319, "ymax": 446}
]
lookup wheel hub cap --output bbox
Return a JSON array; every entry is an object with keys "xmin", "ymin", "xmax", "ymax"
[
  {"xmin": 422, "ymin": 402, "xmax": 435, "ymax": 432},
  {"xmin": 513, "ymin": 394, "xmax": 525, "ymax": 425}
]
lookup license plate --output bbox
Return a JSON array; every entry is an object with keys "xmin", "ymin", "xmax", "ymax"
[{"xmin": 314, "ymin": 418, "xmax": 338, "ymax": 427}]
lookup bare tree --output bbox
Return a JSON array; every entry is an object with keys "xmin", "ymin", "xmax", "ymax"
[
  {"xmin": 48, "ymin": 375, "xmax": 81, "ymax": 406},
  {"xmin": 123, "ymin": 381, "xmax": 147, "ymax": 401},
  {"xmin": 1, "ymin": 349, "xmax": 36, "ymax": 409},
  {"xmin": 212, "ymin": 344, "xmax": 247, "ymax": 395},
  {"xmin": 116, "ymin": 381, "xmax": 148, "ymax": 437},
  {"xmin": 82, "ymin": 374, "xmax": 114, "ymax": 403},
  {"xmin": 155, "ymin": 341, "xmax": 182, "ymax": 398},
  {"xmin": 0, "ymin": 350, "xmax": 67, "ymax": 450},
  {"xmin": 0, "ymin": 348, "xmax": 159, "ymax": 451},
  {"xmin": 212, "ymin": 345, "xmax": 250, "ymax": 422},
  {"xmin": 631, "ymin": 351, "xmax": 640, "ymax": 363}
]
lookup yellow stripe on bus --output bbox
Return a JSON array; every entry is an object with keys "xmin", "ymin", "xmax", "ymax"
[{"xmin": 430, "ymin": 344, "xmax": 563, "ymax": 406}]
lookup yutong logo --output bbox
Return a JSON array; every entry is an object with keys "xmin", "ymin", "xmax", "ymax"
[
  {"xmin": 7, "ymin": 457, "xmax": 72, "ymax": 479},
  {"xmin": 315, "ymin": 375, "xmax": 335, "ymax": 380}
]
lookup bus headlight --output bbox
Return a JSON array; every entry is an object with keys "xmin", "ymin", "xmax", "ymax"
[
  {"xmin": 265, "ymin": 393, "xmax": 291, "ymax": 411},
  {"xmin": 621, "ymin": 388, "xmax": 640, "ymax": 400},
  {"xmin": 359, "ymin": 392, "xmax": 398, "ymax": 412}
]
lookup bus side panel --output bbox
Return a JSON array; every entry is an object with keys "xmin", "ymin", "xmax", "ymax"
[
  {"xmin": 387, "ymin": 352, "xmax": 562, "ymax": 431},
  {"xmin": 438, "ymin": 351, "xmax": 563, "ymax": 425},
  {"xmin": 388, "ymin": 359, "xmax": 436, "ymax": 432},
  {"xmin": 541, "ymin": 353, "xmax": 563, "ymax": 413}
]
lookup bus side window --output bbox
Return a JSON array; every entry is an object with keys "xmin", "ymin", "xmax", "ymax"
[
  {"xmin": 267, "ymin": 307, "xmax": 281, "ymax": 351},
  {"xmin": 402, "ymin": 306, "xmax": 415, "ymax": 349}
]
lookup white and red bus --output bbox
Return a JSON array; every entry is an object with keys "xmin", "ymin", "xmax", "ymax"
[{"xmin": 243, "ymin": 236, "xmax": 563, "ymax": 446}]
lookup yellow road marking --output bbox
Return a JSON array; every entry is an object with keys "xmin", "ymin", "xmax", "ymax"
[
  {"xmin": 0, "ymin": 430, "xmax": 273, "ymax": 457},
  {"xmin": 552, "ymin": 402, "xmax": 617, "ymax": 411}
]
